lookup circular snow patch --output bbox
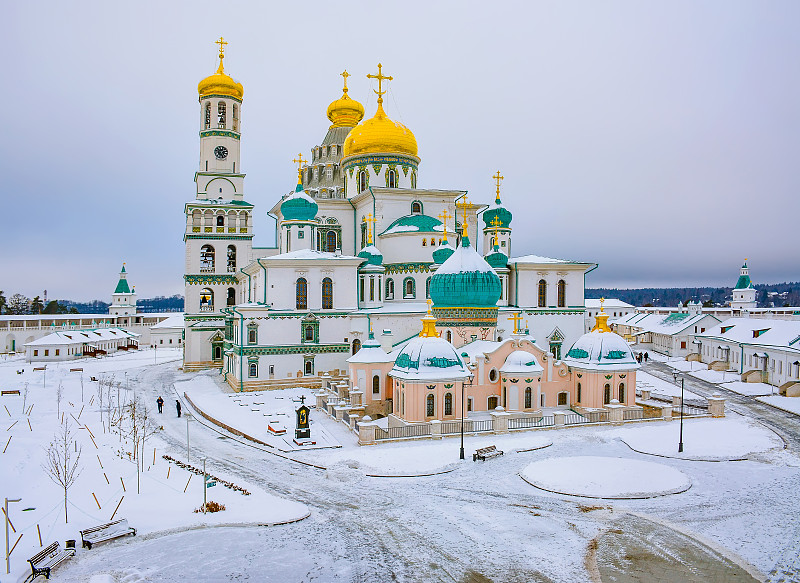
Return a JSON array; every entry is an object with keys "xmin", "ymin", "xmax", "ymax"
[
  {"xmin": 520, "ymin": 456, "xmax": 691, "ymax": 499},
  {"xmin": 617, "ymin": 417, "xmax": 783, "ymax": 461}
]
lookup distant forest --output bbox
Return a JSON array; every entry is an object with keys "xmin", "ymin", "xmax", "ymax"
[
  {"xmin": 61, "ymin": 295, "xmax": 185, "ymax": 314},
  {"xmin": 587, "ymin": 282, "xmax": 800, "ymax": 308}
]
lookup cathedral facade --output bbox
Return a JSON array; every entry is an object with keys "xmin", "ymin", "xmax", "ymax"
[{"xmin": 183, "ymin": 41, "xmax": 596, "ymax": 398}]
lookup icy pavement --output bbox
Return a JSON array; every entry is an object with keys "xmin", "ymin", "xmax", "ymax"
[
  {"xmin": 757, "ymin": 395, "xmax": 800, "ymax": 417},
  {"xmin": 4, "ymin": 352, "xmax": 800, "ymax": 582}
]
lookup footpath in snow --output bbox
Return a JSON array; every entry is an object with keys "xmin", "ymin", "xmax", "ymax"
[{"xmin": 0, "ymin": 349, "xmax": 309, "ymax": 582}]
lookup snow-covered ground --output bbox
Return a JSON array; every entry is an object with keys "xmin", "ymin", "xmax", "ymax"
[
  {"xmin": 520, "ymin": 456, "xmax": 692, "ymax": 498},
  {"xmin": 719, "ymin": 380, "xmax": 776, "ymax": 397},
  {"xmin": 757, "ymin": 395, "xmax": 800, "ymax": 416},
  {"xmin": 637, "ymin": 370, "xmax": 701, "ymax": 399},
  {"xmin": 612, "ymin": 416, "xmax": 784, "ymax": 460}
]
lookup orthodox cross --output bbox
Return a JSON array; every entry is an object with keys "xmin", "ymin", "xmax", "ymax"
[
  {"xmin": 341, "ymin": 70, "xmax": 350, "ymax": 94},
  {"xmin": 489, "ymin": 215, "xmax": 502, "ymax": 247},
  {"xmin": 508, "ymin": 312, "xmax": 523, "ymax": 335},
  {"xmin": 367, "ymin": 63, "xmax": 393, "ymax": 105},
  {"xmin": 215, "ymin": 37, "xmax": 228, "ymax": 57},
  {"xmin": 600, "ymin": 297, "xmax": 605, "ymax": 313},
  {"xmin": 438, "ymin": 209, "xmax": 452, "ymax": 242},
  {"xmin": 292, "ymin": 153, "xmax": 307, "ymax": 183},
  {"xmin": 366, "ymin": 212, "xmax": 377, "ymax": 245},
  {"xmin": 456, "ymin": 196, "xmax": 471, "ymax": 237},
  {"xmin": 493, "ymin": 170, "xmax": 504, "ymax": 198},
  {"xmin": 299, "ymin": 395, "xmax": 306, "ymax": 405}
]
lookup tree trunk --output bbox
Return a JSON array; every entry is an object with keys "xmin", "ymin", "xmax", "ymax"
[{"xmin": 64, "ymin": 487, "xmax": 68, "ymax": 524}]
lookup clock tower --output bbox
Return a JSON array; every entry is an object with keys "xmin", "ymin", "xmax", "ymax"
[{"xmin": 184, "ymin": 38, "xmax": 252, "ymax": 370}]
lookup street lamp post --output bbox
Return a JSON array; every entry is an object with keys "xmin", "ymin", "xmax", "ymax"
[
  {"xmin": 460, "ymin": 374, "xmax": 473, "ymax": 461},
  {"xmin": 186, "ymin": 416, "xmax": 191, "ymax": 463},
  {"xmin": 5, "ymin": 497, "xmax": 20, "ymax": 574},
  {"xmin": 672, "ymin": 371, "xmax": 685, "ymax": 453}
]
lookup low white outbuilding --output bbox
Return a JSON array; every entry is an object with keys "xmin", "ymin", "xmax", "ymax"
[{"xmin": 24, "ymin": 328, "xmax": 140, "ymax": 362}]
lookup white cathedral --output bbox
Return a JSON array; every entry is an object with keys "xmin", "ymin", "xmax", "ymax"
[{"xmin": 183, "ymin": 40, "xmax": 596, "ymax": 393}]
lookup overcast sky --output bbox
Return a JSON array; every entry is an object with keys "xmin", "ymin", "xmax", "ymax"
[{"xmin": 3, "ymin": 1, "xmax": 798, "ymax": 301}]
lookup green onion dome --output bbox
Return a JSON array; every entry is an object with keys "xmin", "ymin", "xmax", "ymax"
[
  {"xmin": 429, "ymin": 235, "xmax": 501, "ymax": 307},
  {"xmin": 482, "ymin": 193, "xmax": 512, "ymax": 229},
  {"xmin": 280, "ymin": 182, "xmax": 318, "ymax": 221},
  {"xmin": 562, "ymin": 330, "xmax": 639, "ymax": 371},
  {"xmin": 432, "ymin": 241, "xmax": 455, "ymax": 264},
  {"xmin": 484, "ymin": 244, "xmax": 508, "ymax": 269},
  {"xmin": 357, "ymin": 244, "xmax": 383, "ymax": 266}
]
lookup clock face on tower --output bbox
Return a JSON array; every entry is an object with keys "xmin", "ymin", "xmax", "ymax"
[{"xmin": 214, "ymin": 146, "xmax": 228, "ymax": 160}]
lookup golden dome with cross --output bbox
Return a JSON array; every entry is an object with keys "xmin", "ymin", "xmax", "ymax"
[
  {"xmin": 343, "ymin": 64, "xmax": 418, "ymax": 159},
  {"xmin": 327, "ymin": 70, "xmax": 365, "ymax": 128},
  {"xmin": 198, "ymin": 37, "xmax": 244, "ymax": 101}
]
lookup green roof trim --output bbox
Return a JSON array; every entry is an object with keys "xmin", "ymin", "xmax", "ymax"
[
  {"xmin": 734, "ymin": 274, "xmax": 753, "ymax": 289},
  {"xmin": 380, "ymin": 214, "xmax": 442, "ymax": 236},
  {"xmin": 114, "ymin": 279, "xmax": 131, "ymax": 294}
]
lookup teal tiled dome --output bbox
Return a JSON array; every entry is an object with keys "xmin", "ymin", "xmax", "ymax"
[
  {"xmin": 358, "ymin": 244, "xmax": 383, "ymax": 266},
  {"xmin": 280, "ymin": 183, "xmax": 318, "ymax": 221},
  {"xmin": 432, "ymin": 242, "xmax": 455, "ymax": 264},
  {"xmin": 482, "ymin": 194, "xmax": 512, "ymax": 229},
  {"xmin": 484, "ymin": 245, "xmax": 508, "ymax": 269},
  {"xmin": 429, "ymin": 236, "xmax": 501, "ymax": 307}
]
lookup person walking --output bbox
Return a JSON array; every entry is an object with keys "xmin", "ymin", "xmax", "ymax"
[
  {"xmin": 156, "ymin": 396, "xmax": 164, "ymax": 414},
  {"xmin": 644, "ymin": 351, "xmax": 649, "ymax": 362},
  {"xmin": 176, "ymin": 399, "xmax": 182, "ymax": 418}
]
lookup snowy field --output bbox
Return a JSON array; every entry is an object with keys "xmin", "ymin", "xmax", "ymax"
[
  {"xmin": 719, "ymin": 380, "xmax": 776, "ymax": 397},
  {"xmin": 756, "ymin": 395, "xmax": 800, "ymax": 416},
  {"xmin": 520, "ymin": 456, "xmax": 692, "ymax": 498},
  {"xmin": 612, "ymin": 416, "xmax": 784, "ymax": 461},
  {"xmin": 637, "ymin": 370, "xmax": 701, "ymax": 399},
  {"xmin": 3, "ymin": 351, "xmax": 800, "ymax": 582}
]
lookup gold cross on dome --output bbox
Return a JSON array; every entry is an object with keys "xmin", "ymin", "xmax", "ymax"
[
  {"xmin": 493, "ymin": 170, "xmax": 504, "ymax": 197},
  {"xmin": 438, "ymin": 209, "xmax": 452, "ymax": 241},
  {"xmin": 456, "ymin": 196, "xmax": 471, "ymax": 236},
  {"xmin": 508, "ymin": 312, "xmax": 523, "ymax": 334},
  {"xmin": 215, "ymin": 37, "xmax": 228, "ymax": 57},
  {"xmin": 600, "ymin": 297, "xmax": 605, "ymax": 313},
  {"xmin": 292, "ymin": 153, "xmax": 307, "ymax": 171},
  {"xmin": 340, "ymin": 70, "xmax": 350, "ymax": 93},
  {"xmin": 367, "ymin": 63, "xmax": 393, "ymax": 105},
  {"xmin": 489, "ymin": 215, "xmax": 502, "ymax": 246},
  {"xmin": 366, "ymin": 212, "xmax": 377, "ymax": 245}
]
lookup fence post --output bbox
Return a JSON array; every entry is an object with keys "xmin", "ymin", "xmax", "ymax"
[
  {"xmin": 553, "ymin": 411, "xmax": 566, "ymax": 426},
  {"xmin": 334, "ymin": 404, "xmax": 346, "ymax": 422},
  {"xmin": 707, "ymin": 393, "xmax": 726, "ymax": 418},
  {"xmin": 430, "ymin": 420, "xmax": 442, "ymax": 439},
  {"xmin": 640, "ymin": 389, "xmax": 651, "ymax": 401},
  {"xmin": 661, "ymin": 405, "xmax": 673, "ymax": 421},
  {"xmin": 349, "ymin": 414, "xmax": 360, "ymax": 432},
  {"xmin": 605, "ymin": 400, "xmax": 625, "ymax": 425},
  {"xmin": 671, "ymin": 396, "xmax": 681, "ymax": 408},
  {"xmin": 315, "ymin": 393, "xmax": 326, "ymax": 411},
  {"xmin": 358, "ymin": 417, "xmax": 376, "ymax": 445},
  {"xmin": 490, "ymin": 408, "xmax": 509, "ymax": 434}
]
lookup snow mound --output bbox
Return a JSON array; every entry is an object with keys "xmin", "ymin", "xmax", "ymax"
[
  {"xmin": 325, "ymin": 461, "xmax": 364, "ymax": 482},
  {"xmin": 520, "ymin": 456, "xmax": 691, "ymax": 499},
  {"xmin": 615, "ymin": 416, "xmax": 782, "ymax": 461}
]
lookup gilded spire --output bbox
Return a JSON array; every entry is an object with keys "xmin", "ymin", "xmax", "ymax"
[
  {"xmin": 420, "ymin": 299, "xmax": 439, "ymax": 338},
  {"xmin": 438, "ymin": 209, "xmax": 452, "ymax": 244},
  {"xmin": 341, "ymin": 70, "xmax": 351, "ymax": 95},
  {"xmin": 292, "ymin": 153, "xmax": 307, "ymax": 186},
  {"xmin": 456, "ymin": 196, "xmax": 471, "ymax": 242},
  {"xmin": 366, "ymin": 212, "xmax": 377, "ymax": 245},
  {"xmin": 367, "ymin": 63, "xmax": 393, "ymax": 110},
  {"xmin": 215, "ymin": 37, "xmax": 228, "ymax": 74},
  {"xmin": 493, "ymin": 170, "xmax": 504, "ymax": 204},
  {"xmin": 489, "ymin": 215, "xmax": 502, "ymax": 248},
  {"xmin": 591, "ymin": 297, "xmax": 612, "ymax": 333},
  {"xmin": 508, "ymin": 312, "xmax": 523, "ymax": 335}
]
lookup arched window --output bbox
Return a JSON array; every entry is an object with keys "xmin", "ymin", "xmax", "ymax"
[
  {"xmin": 305, "ymin": 360, "xmax": 313, "ymax": 375},
  {"xmin": 304, "ymin": 325, "xmax": 315, "ymax": 342},
  {"xmin": 200, "ymin": 245, "xmax": 215, "ymax": 272},
  {"xmin": 372, "ymin": 375, "xmax": 380, "ymax": 394},
  {"xmin": 577, "ymin": 382, "xmax": 582, "ymax": 403},
  {"xmin": 369, "ymin": 276, "xmax": 375, "ymax": 301},
  {"xmin": 403, "ymin": 278, "xmax": 415, "ymax": 298},
  {"xmin": 411, "ymin": 200, "xmax": 422, "ymax": 214},
  {"xmin": 618, "ymin": 383, "xmax": 625, "ymax": 403},
  {"xmin": 604, "ymin": 384, "xmax": 611, "ymax": 404},
  {"xmin": 430, "ymin": 238, "xmax": 435, "ymax": 246},
  {"xmin": 296, "ymin": 278, "xmax": 307, "ymax": 309},
  {"xmin": 538, "ymin": 279, "xmax": 547, "ymax": 308},
  {"xmin": 411, "ymin": 171, "xmax": 417, "ymax": 189},
  {"xmin": 227, "ymin": 287, "xmax": 235, "ymax": 306},
  {"xmin": 387, "ymin": 169, "xmax": 397, "ymax": 188},
  {"xmin": 217, "ymin": 101, "xmax": 226, "ymax": 129},
  {"xmin": 227, "ymin": 245, "xmax": 236, "ymax": 272},
  {"xmin": 325, "ymin": 230, "xmax": 337, "ymax": 252},
  {"xmin": 216, "ymin": 215, "xmax": 225, "ymax": 227},
  {"xmin": 352, "ymin": 339, "xmax": 361, "ymax": 354},
  {"xmin": 401, "ymin": 392, "xmax": 405, "ymax": 415},
  {"xmin": 322, "ymin": 278, "xmax": 333, "ymax": 309},
  {"xmin": 426, "ymin": 394, "xmax": 435, "ymax": 417},
  {"xmin": 386, "ymin": 278, "xmax": 394, "ymax": 300},
  {"xmin": 558, "ymin": 392, "xmax": 568, "ymax": 406},
  {"xmin": 446, "ymin": 330, "xmax": 452, "ymax": 342},
  {"xmin": 358, "ymin": 171, "xmax": 367, "ymax": 193},
  {"xmin": 247, "ymin": 324, "xmax": 257, "ymax": 345},
  {"xmin": 557, "ymin": 279, "xmax": 566, "ymax": 308},
  {"xmin": 525, "ymin": 387, "xmax": 532, "ymax": 408},
  {"xmin": 204, "ymin": 102, "xmax": 211, "ymax": 129},
  {"xmin": 422, "ymin": 239, "xmax": 427, "ymax": 247},
  {"xmin": 444, "ymin": 393, "xmax": 453, "ymax": 416},
  {"xmin": 249, "ymin": 362, "xmax": 258, "ymax": 377},
  {"xmin": 199, "ymin": 288, "xmax": 214, "ymax": 312},
  {"xmin": 232, "ymin": 103, "xmax": 239, "ymax": 131},
  {"xmin": 426, "ymin": 277, "xmax": 431, "ymax": 299}
]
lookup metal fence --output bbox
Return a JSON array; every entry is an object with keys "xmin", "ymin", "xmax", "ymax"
[
  {"xmin": 564, "ymin": 413, "xmax": 590, "ymax": 425},
  {"xmin": 471, "ymin": 419, "xmax": 494, "ymax": 432},
  {"xmin": 508, "ymin": 415, "xmax": 554, "ymax": 430},
  {"xmin": 374, "ymin": 424, "xmax": 432, "ymax": 440},
  {"xmin": 440, "ymin": 421, "xmax": 462, "ymax": 435}
]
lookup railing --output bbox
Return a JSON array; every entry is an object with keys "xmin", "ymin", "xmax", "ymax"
[
  {"xmin": 581, "ymin": 409, "xmax": 609, "ymax": 423},
  {"xmin": 471, "ymin": 419, "xmax": 494, "ymax": 433},
  {"xmin": 623, "ymin": 409, "xmax": 644, "ymax": 421},
  {"xmin": 342, "ymin": 410, "xmax": 350, "ymax": 425},
  {"xmin": 374, "ymin": 424, "xmax": 432, "ymax": 440},
  {"xmin": 678, "ymin": 405, "xmax": 709, "ymax": 416},
  {"xmin": 440, "ymin": 421, "xmax": 462, "ymax": 434},
  {"xmin": 319, "ymin": 397, "xmax": 327, "ymax": 410},
  {"xmin": 200, "ymin": 266, "xmax": 214, "ymax": 273},
  {"xmin": 508, "ymin": 415, "xmax": 554, "ymax": 430},
  {"xmin": 564, "ymin": 413, "xmax": 590, "ymax": 425},
  {"xmin": 199, "ymin": 305, "xmax": 215, "ymax": 312},
  {"xmin": 227, "ymin": 266, "xmax": 237, "ymax": 273}
]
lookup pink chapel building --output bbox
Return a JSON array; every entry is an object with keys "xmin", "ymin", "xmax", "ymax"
[{"xmin": 346, "ymin": 228, "xmax": 640, "ymax": 424}]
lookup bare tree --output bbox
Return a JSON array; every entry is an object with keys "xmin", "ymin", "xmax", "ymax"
[
  {"xmin": 22, "ymin": 382, "xmax": 29, "ymax": 414},
  {"xmin": 122, "ymin": 394, "xmax": 159, "ymax": 493},
  {"xmin": 56, "ymin": 381, "xmax": 64, "ymax": 419},
  {"xmin": 42, "ymin": 420, "xmax": 82, "ymax": 524}
]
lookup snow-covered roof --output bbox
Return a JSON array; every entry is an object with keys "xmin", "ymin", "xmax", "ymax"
[
  {"xmin": 562, "ymin": 330, "xmax": 639, "ymax": 371},
  {"xmin": 263, "ymin": 249, "xmax": 363, "ymax": 262},
  {"xmin": 435, "ymin": 240, "xmax": 495, "ymax": 275},
  {"xmin": 380, "ymin": 214, "xmax": 444, "ymax": 236},
  {"xmin": 508, "ymin": 254, "xmax": 593, "ymax": 266},
  {"xmin": 151, "ymin": 313, "xmax": 184, "ymax": 329},
  {"xmin": 613, "ymin": 311, "xmax": 718, "ymax": 336},
  {"xmin": 25, "ymin": 327, "xmax": 139, "ymax": 347},
  {"xmin": 586, "ymin": 299, "xmax": 634, "ymax": 310},
  {"xmin": 696, "ymin": 318, "xmax": 800, "ymax": 352},
  {"xmin": 389, "ymin": 336, "xmax": 470, "ymax": 381},
  {"xmin": 347, "ymin": 335, "xmax": 394, "ymax": 363},
  {"xmin": 500, "ymin": 350, "xmax": 544, "ymax": 374}
]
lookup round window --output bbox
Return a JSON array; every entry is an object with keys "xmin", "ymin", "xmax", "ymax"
[{"xmin": 488, "ymin": 368, "xmax": 498, "ymax": 382}]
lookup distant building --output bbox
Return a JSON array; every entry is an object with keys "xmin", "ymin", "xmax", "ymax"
[
  {"xmin": 731, "ymin": 260, "xmax": 757, "ymax": 311},
  {"xmin": 24, "ymin": 328, "xmax": 139, "ymax": 362},
  {"xmin": 586, "ymin": 298, "xmax": 634, "ymax": 332}
]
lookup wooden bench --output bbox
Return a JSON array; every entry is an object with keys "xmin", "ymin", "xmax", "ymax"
[
  {"xmin": 80, "ymin": 518, "xmax": 136, "ymax": 549},
  {"xmin": 28, "ymin": 541, "xmax": 74, "ymax": 579},
  {"xmin": 1, "ymin": 389, "xmax": 20, "ymax": 396},
  {"xmin": 473, "ymin": 445, "xmax": 504, "ymax": 462}
]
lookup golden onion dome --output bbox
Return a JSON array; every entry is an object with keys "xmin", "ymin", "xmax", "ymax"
[
  {"xmin": 198, "ymin": 39, "xmax": 243, "ymax": 101},
  {"xmin": 343, "ymin": 102, "xmax": 418, "ymax": 158},
  {"xmin": 327, "ymin": 71, "xmax": 364, "ymax": 127}
]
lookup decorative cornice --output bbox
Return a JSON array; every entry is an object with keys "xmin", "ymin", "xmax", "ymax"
[
  {"xmin": 200, "ymin": 129, "xmax": 240, "ymax": 140},
  {"xmin": 235, "ymin": 344, "xmax": 349, "ymax": 356},
  {"xmin": 184, "ymin": 274, "xmax": 238, "ymax": 285},
  {"xmin": 184, "ymin": 234, "xmax": 254, "ymax": 241},
  {"xmin": 341, "ymin": 155, "xmax": 419, "ymax": 171},
  {"xmin": 199, "ymin": 94, "xmax": 242, "ymax": 104},
  {"xmin": 384, "ymin": 262, "xmax": 433, "ymax": 275}
]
